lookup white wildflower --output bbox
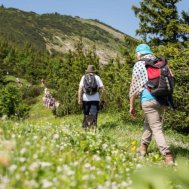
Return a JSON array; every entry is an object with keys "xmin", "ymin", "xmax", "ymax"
[
  {"xmin": 125, "ymin": 168, "xmax": 130, "ymax": 172},
  {"xmin": 25, "ymin": 141, "xmax": 31, "ymax": 146},
  {"xmin": 57, "ymin": 166, "xmax": 62, "ymax": 173},
  {"xmin": 73, "ymin": 161, "xmax": 79, "ymax": 166},
  {"xmin": 82, "ymin": 175, "xmax": 89, "ymax": 181},
  {"xmin": 20, "ymin": 148, "xmax": 27, "ymax": 154},
  {"xmin": 92, "ymin": 155, "xmax": 101, "ymax": 161},
  {"xmin": 40, "ymin": 162, "xmax": 51, "ymax": 167},
  {"xmin": 52, "ymin": 134, "xmax": 59, "ymax": 140},
  {"xmin": 84, "ymin": 163, "xmax": 91, "ymax": 168},
  {"xmin": 9, "ymin": 164, "xmax": 17, "ymax": 173},
  {"xmin": 106, "ymin": 156, "xmax": 111, "ymax": 161},
  {"xmin": 66, "ymin": 169, "xmax": 75, "ymax": 176},
  {"xmin": 105, "ymin": 181, "xmax": 111, "ymax": 187},
  {"xmin": 136, "ymin": 163, "xmax": 142, "ymax": 169},
  {"xmin": 19, "ymin": 157, "xmax": 26, "ymax": 163},
  {"xmin": 25, "ymin": 180, "xmax": 38, "ymax": 188},
  {"xmin": 121, "ymin": 181, "xmax": 129, "ymax": 187},
  {"xmin": 33, "ymin": 136, "xmax": 38, "ymax": 140},
  {"xmin": 33, "ymin": 154, "xmax": 38, "ymax": 159},
  {"xmin": 20, "ymin": 166, "xmax": 26, "ymax": 172},
  {"xmin": 102, "ymin": 143, "xmax": 108, "ymax": 149},
  {"xmin": 42, "ymin": 179, "xmax": 52, "ymax": 188},
  {"xmin": 29, "ymin": 162, "xmax": 39, "ymax": 171}
]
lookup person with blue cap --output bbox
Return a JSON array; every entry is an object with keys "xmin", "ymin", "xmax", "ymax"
[{"xmin": 129, "ymin": 44, "xmax": 174, "ymax": 165}]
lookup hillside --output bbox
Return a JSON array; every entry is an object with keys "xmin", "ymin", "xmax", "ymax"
[{"xmin": 0, "ymin": 6, "xmax": 137, "ymax": 64}]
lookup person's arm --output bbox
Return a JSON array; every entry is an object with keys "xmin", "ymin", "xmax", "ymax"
[
  {"xmin": 97, "ymin": 76, "xmax": 105, "ymax": 101},
  {"xmin": 99, "ymin": 86, "xmax": 106, "ymax": 101},
  {"xmin": 78, "ymin": 77, "xmax": 84, "ymax": 105},
  {"xmin": 129, "ymin": 93, "xmax": 137, "ymax": 117},
  {"xmin": 78, "ymin": 86, "xmax": 83, "ymax": 105}
]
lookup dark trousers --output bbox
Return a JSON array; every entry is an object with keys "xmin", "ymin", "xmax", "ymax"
[{"xmin": 82, "ymin": 101, "xmax": 99, "ymax": 128}]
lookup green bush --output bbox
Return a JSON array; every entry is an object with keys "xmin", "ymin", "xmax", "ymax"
[
  {"xmin": 0, "ymin": 84, "xmax": 30, "ymax": 119},
  {"xmin": 22, "ymin": 85, "xmax": 43, "ymax": 98}
]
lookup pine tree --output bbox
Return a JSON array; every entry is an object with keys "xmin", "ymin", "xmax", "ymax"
[
  {"xmin": 180, "ymin": 9, "xmax": 189, "ymax": 41},
  {"xmin": 132, "ymin": 0, "xmax": 181, "ymax": 44}
]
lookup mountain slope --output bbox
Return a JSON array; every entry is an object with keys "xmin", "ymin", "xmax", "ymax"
[{"xmin": 0, "ymin": 6, "xmax": 138, "ymax": 63}]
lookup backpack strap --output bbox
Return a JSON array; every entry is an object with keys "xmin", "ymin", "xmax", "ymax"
[{"xmin": 140, "ymin": 57, "xmax": 167, "ymax": 68}]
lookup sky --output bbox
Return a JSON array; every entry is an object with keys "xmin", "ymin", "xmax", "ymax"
[{"xmin": 0, "ymin": 0, "xmax": 188, "ymax": 38}]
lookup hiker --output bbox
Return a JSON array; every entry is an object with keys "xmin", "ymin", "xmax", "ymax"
[
  {"xmin": 129, "ymin": 44, "xmax": 174, "ymax": 165},
  {"xmin": 41, "ymin": 79, "xmax": 45, "ymax": 87},
  {"xmin": 78, "ymin": 65, "xmax": 105, "ymax": 130}
]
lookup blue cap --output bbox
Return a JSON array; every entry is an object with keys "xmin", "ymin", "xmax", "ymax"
[{"xmin": 135, "ymin": 44, "xmax": 152, "ymax": 55}]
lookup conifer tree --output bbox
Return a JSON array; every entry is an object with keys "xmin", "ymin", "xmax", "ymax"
[
  {"xmin": 132, "ymin": 0, "xmax": 181, "ymax": 44},
  {"xmin": 180, "ymin": 9, "xmax": 189, "ymax": 41}
]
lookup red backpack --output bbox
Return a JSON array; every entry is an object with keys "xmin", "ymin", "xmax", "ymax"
[{"xmin": 142, "ymin": 57, "xmax": 174, "ymax": 97}]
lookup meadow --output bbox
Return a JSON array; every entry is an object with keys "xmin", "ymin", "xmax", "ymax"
[{"xmin": 0, "ymin": 98, "xmax": 189, "ymax": 189}]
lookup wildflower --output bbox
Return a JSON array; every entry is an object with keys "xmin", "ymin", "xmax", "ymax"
[
  {"xmin": 84, "ymin": 163, "xmax": 91, "ymax": 168},
  {"xmin": 106, "ymin": 156, "xmax": 111, "ymax": 161},
  {"xmin": 131, "ymin": 146, "xmax": 136, "ymax": 152},
  {"xmin": 25, "ymin": 141, "xmax": 31, "ymax": 146},
  {"xmin": 92, "ymin": 155, "xmax": 101, "ymax": 161},
  {"xmin": 33, "ymin": 154, "xmax": 38, "ymax": 159},
  {"xmin": 25, "ymin": 180, "xmax": 38, "ymax": 188},
  {"xmin": 9, "ymin": 164, "xmax": 17, "ymax": 173},
  {"xmin": 42, "ymin": 179, "xmax": 52, "ymax": 188},
  {"xmin": 131, "ymin": 140, "xmax": 137, "ymax": 145},
  {"xmin": 105, "ymin": 181, "xmax": 111, "ymax": 187},
  {"xmin": 19, "ymin": 157, "xmax": 26, "ymax": 163},
  {"xmin": 52, "ymin": 134, "xmax": 59, "ymax": 140},
  {"xmin": 20, "ymin": 148, "xmax": 27, "ymax": 155},
  {"xmin": 66, "ymin": 169, "xmax": 75, "ymax": 176},
  {"xmin": 125, "ymin": 168, "xmax": 130, "ymax": 172},
  {"xmin": 82, "ymin": 175, "xmax": 89, "ymax": 181},
  {"xmin": 33, "ymin": 136, "xmax": 38, "ymax": 140},
  {"xmin": 120, "ymin": 181, "xmax": 129, "ymax": 187},
  {"xmin": 20, "ymin": 166, "xmax": 26, "ymax": 172},
  {"xmin": 73, "ymin": 161, "xmax": 79, "ymax": 166},
  {"xmin": 136, "ymin": 163, "xmax": 142, "ymax": 169},
  {"xmin": 102, "ymin": 143, "xmax": 108, "ymax": 149},
  {"xmin": 40, "ymin": 162, "xmax": 51, "ymax": 167},
  {"xmin": 29, "ymin": 162, "xmax": 39, "ymax": 171}
]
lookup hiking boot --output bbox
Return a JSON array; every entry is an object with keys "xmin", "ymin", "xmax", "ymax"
[
  {"xmin": 137, "ymin": 143, "xmax": 148, "ymax": 156},
  {"xmin": 164, "ymin": 153, "xmax": 174, "ymax": 165}
]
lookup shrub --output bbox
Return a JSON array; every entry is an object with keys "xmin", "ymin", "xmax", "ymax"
[{"xmin": 0, "ymin": 84, "xmax": 30, "ymax": 119}]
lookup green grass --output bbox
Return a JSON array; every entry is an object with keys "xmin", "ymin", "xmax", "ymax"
[{"xmin": 0, "ymin": 99, "xmax": 189, "ymax": 189}]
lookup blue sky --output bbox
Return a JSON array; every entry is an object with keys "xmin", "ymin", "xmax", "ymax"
[{"xmin": 0, "ymin": 0, "xmax": 188, "ymax": 38}]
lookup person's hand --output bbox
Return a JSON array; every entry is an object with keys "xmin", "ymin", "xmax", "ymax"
[
  {"xmin": 78, "ymin": 100, "xmax": 82, "ymax": 107},
  {"xmin": 129, "ymin": 107, "xmax": 136, "ymax": 117},
  {"xmin": 100, "ymin": 100, "xmax": 106, "ymax": 110}
]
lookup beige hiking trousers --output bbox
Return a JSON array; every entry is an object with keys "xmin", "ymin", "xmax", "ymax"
[{"xmin": 141, "ymin": 99, "xmax": 170, "ymax": 155}]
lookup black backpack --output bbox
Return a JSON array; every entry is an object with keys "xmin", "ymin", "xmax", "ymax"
[
  {"xmin": 83, "ymin": 73, "xmax": 98, "ymax": 95},
  {"xmin": 142, "ymin": 57, "xmax": 174, "ymax": 97}
]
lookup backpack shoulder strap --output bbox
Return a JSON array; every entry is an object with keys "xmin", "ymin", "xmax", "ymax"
[
  {"xmin": 140, "ymin": 57, "xmax": 167, "ymax": 68},
  {"xmin": 140, "ymin": 58, "xmax": 156, "ymax": 67},
  {"xmin": 155, "ymin": 57, "xmax": 167, "ymax": 68}
]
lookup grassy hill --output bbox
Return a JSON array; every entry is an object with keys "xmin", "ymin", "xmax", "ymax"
[
  {"xmin": 0, "ymin": 96, "xmax": 189, "ymax": 188},
  {"xmin": 0, "ymin": 6, "xmax": 138, "ymax": 64}
]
